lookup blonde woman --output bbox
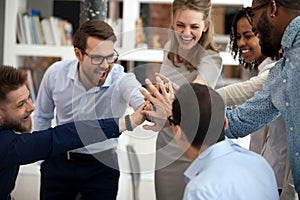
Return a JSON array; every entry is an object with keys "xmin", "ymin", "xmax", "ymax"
[{"xmin": 154, "ymin": 0, "xmax": 222, "ymax": 199}]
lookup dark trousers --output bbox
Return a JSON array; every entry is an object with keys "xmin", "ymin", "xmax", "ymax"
[{"xmin": 40, "ymin": 150, "xmax": 120, "ymax": 200}]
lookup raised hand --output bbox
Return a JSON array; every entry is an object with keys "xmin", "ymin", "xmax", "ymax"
[{"xmin": 140, "ymin": 79, "xmax": 173, "ymax": 131}]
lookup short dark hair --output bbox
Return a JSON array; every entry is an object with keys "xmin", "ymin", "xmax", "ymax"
[
  {"xmin": 172, "ymin": 83, "xmax": 225, "ymax": 149},
  {"xmin": 257, "ymin": 0, "xmax": 300, "ymax": 10},
  {"xmin": 0, "ymin": 65, "xmax": 27, "ymax": 103},
  {"xmin": 73, "ymin": 19, "xmax": 117, "ymax": 50}
]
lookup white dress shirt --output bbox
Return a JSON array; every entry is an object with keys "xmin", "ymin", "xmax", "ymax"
[
  {"xmin": 33, "ymin": 59, "xmax": 144, "ymax": 153},
  {"xmin": 183, "ymin": 139, "xmax": 279, "ymax": 200}
]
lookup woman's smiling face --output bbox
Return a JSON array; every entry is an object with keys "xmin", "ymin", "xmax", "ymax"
[
  {"xmin": 236, "ymin": 17, "xmax": 265, "ymax": 65},
  {"xmin": 172, "ymin": 8, "xmax": 208, "ymax": 50}
]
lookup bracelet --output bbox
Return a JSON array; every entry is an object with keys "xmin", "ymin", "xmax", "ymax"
[{"xmin": 125, "ymin": 114, "xmax": 133, "ymax": 131}]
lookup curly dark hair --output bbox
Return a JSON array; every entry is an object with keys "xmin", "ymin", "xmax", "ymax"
[{"xmin": 229, "ymin": 7, "xmax": 259, "ymax": 71}]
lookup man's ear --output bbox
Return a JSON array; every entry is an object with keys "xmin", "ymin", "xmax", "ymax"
[
  {"xmin": 270, "ymin": 0, "xmax": 278, "ymax": 17},
  {"xmin": 224, "ymin": 116, "xmax": 229, "ymax": 130},
  {"xmin": 74, "ymin": 47, "xmax": 83, "ymax": 61},
  {"xmin": 171, "ymin": 124, "xmax": 181, "ymax": 137},
  {"xmin": 172, "ymin": 125, "xmax": 191, "ymax": 150}
]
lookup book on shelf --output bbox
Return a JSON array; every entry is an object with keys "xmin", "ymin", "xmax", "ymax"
[
  {"xmin": 64, "ymin": 21, "xmax": 73, "ymax": 46},
  {"xmin": 41, "ymin": 18, "xmax": 55, "ymax": 45},
  {"xmin": 16, "ymin": 11, "xmax": 73, "ymax": 46},
  {"xmin": 23, "ymin": 14, "xmax": 33, "ymax": 44},
  {"xmin": 32, "ymin": 15, "xmax": 46, "ymax": 45},
  {"xmin": 49, "ymin": 16, "xmax": 62, "ymax": 46},
  {"xmin": 16, "ymin": 12, "xmax": 27, "ymax": 44},
  {"xmin": 20, "ymin": 56, "xmax": 62, "ymax": 102},
  {"xmin": 59, "ymin": 20, "xmax": 73, "ymax": 46}
]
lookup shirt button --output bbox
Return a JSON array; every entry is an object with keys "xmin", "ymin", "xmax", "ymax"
[
  {"xmin": 295, "ymin": 152, "xmax": 299, "ymax": 157},
  {"xmin": 286, "ymin": 102, "xmax": 289, "ymax": 107},
  {"xmin": 290, "ymin": 127, "xmax": 294, "ymax": 131},
  {"xmin": 286, "ymin": 58, "xmax": 290, "ymax": 62},
  {"xmin": 283, "ymin": 79, "xmax": 287, "ymax": 83}
]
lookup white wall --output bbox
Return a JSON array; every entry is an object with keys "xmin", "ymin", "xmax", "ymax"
[{"xmin": 0, "ymin": 0, "xmax": 5, "ymax": 64}]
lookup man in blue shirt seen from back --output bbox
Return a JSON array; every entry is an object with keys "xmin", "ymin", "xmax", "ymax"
[
  {"xmin": 171, "ymin": 83, "xmax": 279, "ymax": 199},
  {"xmin": 143, "ymin": 82, "xmax": 279, "ymax": 199}
]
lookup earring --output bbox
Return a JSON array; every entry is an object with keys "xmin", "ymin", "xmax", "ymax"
[{"xmin": 270, "ymin": 14, "xmax": 275, "ymax": 17}]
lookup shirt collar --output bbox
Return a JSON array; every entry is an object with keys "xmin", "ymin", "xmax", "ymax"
[
  {"xmin": 282, "ymin": 16, "xmax": 300, "ymax": 49},
  {"xmin": 258, "ymin": 57, "xmax": 275, "ymax": 74},
  {"xmin": 184, "ymin": 139, "xmax": 236, "ymax": 181},
  {"xmin": 67, "ymin": 60, "xmax": 79, "ymax": 81}
]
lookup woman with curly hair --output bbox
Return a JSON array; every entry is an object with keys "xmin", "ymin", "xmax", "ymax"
[{"xmin": 217, "ymin": 7, "xmax": 294, "ymax": 198}]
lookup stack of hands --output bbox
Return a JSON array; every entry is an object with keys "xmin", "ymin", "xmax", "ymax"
[{"xmin": 130, "ymin": 73, "xmax": 179, "ymax": 132}]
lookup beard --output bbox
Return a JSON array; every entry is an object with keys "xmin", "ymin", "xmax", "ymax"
[
  {"xmin": 3, "ymin": 117, "xmax": 32, "ymax": 133},
  {"xmin": 256, "ymin": 12, "xmax": 282, "ymax": 57}
]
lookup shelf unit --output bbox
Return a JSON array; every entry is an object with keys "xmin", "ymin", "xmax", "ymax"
[{"xmin": 3, "ymin": 0, "xmax": 252, "ymax": 67}]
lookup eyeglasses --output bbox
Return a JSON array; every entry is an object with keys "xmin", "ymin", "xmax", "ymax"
[
  {"xmin": 246, "ymin": 1, "xmax": 270, "ymax": 25},
  {"xmin": 77, "ymin": 48, "xmax": 119, "ymax": 65},
  {"xmin": 251, "ymin": 1, "xmax": 270, "ymax": 12},
  {"xmin": 167, "ymin": 116, "xmax": 179, "ymax": 126}
]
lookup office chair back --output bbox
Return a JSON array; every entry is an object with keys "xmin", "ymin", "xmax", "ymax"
[{"xmin": 127, "ymin": 145, "xmax": 140, "ymax": 200}]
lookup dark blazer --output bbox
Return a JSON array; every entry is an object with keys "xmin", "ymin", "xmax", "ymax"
[{"xmin": 0, "ymin": 119, "xmax": 119, "ymax": 200}]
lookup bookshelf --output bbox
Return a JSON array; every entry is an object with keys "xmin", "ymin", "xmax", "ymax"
[
  {"xmin": 3, "ymin": 0, "xmax": 252, "ymax": 72},
  {"xmin": 3, "ymin": 0, "xmax": 74, "ymax": 67}
]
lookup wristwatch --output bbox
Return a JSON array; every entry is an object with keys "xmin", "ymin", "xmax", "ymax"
[{"xmin": 125, "ymin": 114, "xmax": 133, "ymax": 131}]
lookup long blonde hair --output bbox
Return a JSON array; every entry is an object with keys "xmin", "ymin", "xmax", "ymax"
[{"xmin": 168, "ymin": 0, "xmax": 218, "ymax": 71}]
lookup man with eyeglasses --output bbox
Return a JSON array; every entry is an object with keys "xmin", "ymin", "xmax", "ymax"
[
  {"xmin": 224, "ymin": 0, "xmax": 300, "ymax": 198},
  {"xmin": 34, "ymin": 20, "xmax": 145, "ymax": 199}
]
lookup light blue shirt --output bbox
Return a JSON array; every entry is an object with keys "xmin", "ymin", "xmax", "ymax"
[
  {"xmin": 225, "ymin": 16, "xmax": 300, "ymax": 196},
  {"xmin": 183, "ymin": 139, "xmax": 279, "ymax": 200},
  {"xmin": 33, "ymin": 59, "xmax": 144, "ymax": 153}
]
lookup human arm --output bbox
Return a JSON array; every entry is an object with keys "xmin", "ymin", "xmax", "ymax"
[
  {"xmin": 118, "ymin": 71, "xmax": 145, "ymax": 110},
  {"xmin": 118, "ymin": 102, "xmax": 147, "ymax": 132},
  {"xmin": 225, "ymin": 83, "xmax": 280, "ymax": 138},
  {"xmin": 33, "ymin": 63, "xmax": 57, "ymax": 130},
  {"xmin": 0, "ymin": 118, "xmax": 118, "ymax": 166},
  {"xmin": 217, "ymin": 70, "xmax": 269, "ymax": 106},
  {"xmin": 1, "ymin": 106, "xmax": 146, "ymax": 167}
]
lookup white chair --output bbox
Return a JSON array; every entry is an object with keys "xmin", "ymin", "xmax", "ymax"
[{"xmin": 126, "ymin": 145, "xmax": 140, "ymax": 200}]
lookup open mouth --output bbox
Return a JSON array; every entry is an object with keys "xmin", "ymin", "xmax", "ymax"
[
  {"xmin": 179, "ymin": 35, "xmax": 194, "ymax": 44},
  {"xmin": 241, "ymin": 49, "xmax": 252, "ymax": 59},
  {"xmin": 241, "ymin": 49, "xmax": 250, "ymax": 54},
  {"xmin": 97, "ymin": 70, "xmax": 107, "ymax": 82},
  {"xmin": 99, "ymin": 71, "xmax": 106, "ymax": 78},
  {"xmin": 23, "ymin": 115, "xmax": 31, "ymax": 121}
]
